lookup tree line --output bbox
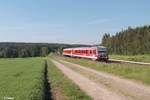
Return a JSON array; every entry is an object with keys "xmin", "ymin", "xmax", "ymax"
[
  {"xmin": 0, "ymin": 42, "xmax": 89, "ymax": 58},
  {"xmin": 101, "ymin": 25, "xmax": 150, "ymax": 55}
]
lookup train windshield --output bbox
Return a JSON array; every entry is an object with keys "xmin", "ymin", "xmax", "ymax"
[
  {"xmin": 98, "ymin": 50, "xmax": 107, "ymax": 53},
  {"xmin": 97, "ymin": 46, "xmax": 107, "ymax": 54}
]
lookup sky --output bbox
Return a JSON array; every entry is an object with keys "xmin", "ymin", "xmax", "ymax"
[{"xmin": 0, "ymin": 0, "xmax": 149, "ymax": 44}]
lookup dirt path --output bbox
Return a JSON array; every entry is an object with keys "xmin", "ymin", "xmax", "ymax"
[
  {"xmin": 59, "ymin": 60, "xmax": 150, "ymax": 100},
  {"xmin": 51, "ymin": 59, "xmax": 126, "ymax": 100}
]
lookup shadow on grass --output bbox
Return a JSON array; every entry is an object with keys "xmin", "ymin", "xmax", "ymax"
[{"xmin": 44, "ymin": 61, "xmax": 53, "ymax": 100}]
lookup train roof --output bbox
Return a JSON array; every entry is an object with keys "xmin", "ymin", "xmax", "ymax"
[{"xmin": 63, "ymin": 46, "xmax": 107, "ymax": 50}]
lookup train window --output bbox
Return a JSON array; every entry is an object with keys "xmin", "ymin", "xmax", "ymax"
[
  {"xmin": 90, "ymin": 50, "xmax": 92, "ymax": 54},
  {"xmin": 86, "ymin": 50, "xmax": 88, "ymax": 54},
  {"xmin": 98, "ymin": 51, "xmax": 106, "ymax": 53}
]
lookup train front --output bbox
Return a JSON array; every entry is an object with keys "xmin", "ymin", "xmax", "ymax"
[{"xmin": 97, "ymin": 46, "xmax": 109, "ymax": 61}]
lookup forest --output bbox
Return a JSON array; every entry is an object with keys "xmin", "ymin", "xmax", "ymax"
[
  {"xmin": 0, "ymin": 42, "xmax": 89, "ymax": 58},
  {"xmin": 1, "ymin": 25, "xmax": 149, "ymax": 58},
  {"xmin": 101, "ymin": 25, "xmax": 150, "ymax": 55}
]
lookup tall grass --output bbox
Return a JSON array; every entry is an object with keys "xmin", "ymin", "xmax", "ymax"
[{"xmin": 0, "ymin": 58, "xmax": 45, "ymax": 100}]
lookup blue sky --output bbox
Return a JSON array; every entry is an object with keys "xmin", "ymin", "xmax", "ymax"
[{"xmin": 0, "ymin": 0, "xmax": 149, "ymax": 44}]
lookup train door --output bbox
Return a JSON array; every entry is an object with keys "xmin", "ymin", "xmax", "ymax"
[{"xmin": 71, "ymin": 49, "xmax": 73, "ymax": 57}]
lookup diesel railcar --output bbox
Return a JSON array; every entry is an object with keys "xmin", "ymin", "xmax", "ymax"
[{"xmin": 63, "ymin": 46, "xmax": 109, "ymax": 61}]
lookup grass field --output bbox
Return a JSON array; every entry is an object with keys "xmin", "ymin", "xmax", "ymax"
[
  {"xmin": 47, "ymin": 58, "xmax": 91, "ymax": 100},
  {"xmin": 2, "ymin": 55, "xmax": 149, "ymax": 100},
  {"xmin": 0, "ymin": 58, "xmax": 45, "ymax": 100},
  {"xmin": 110, "ymin": 54, "xmax": 150, "ymax": 63},
  {"xmin": 58, "ymin": 56, "xmax": 150, "ymax": 85}
]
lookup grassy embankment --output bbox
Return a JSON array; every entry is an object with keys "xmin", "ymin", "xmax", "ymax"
[
  {"xmin": 0, "ymin": 58, "xmax": 46, "ymax": 100},
  {"xmin": 47, "ymin": 58, "xmax": 91, "ymax": 100},
  {"xmin": 58, "ymin": 56, "xmax": 150, "ymax": 85},
  {"xmin": 110, "ymin": 54, "xmax": 150, "ymax": 63}
]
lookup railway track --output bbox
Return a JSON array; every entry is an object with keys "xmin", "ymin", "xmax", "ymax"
[
  {"xmin": 61, "ymin": 55, "xmax": 150, "ymax": 66},
  {"xmin": 109, "ymin": 59, "xmax": 150, "ymax": 66}
]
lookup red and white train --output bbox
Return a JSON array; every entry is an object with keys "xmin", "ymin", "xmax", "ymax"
[{"xmin": 63, "ymin": 46, "xmax": 109, "ymax": 61}]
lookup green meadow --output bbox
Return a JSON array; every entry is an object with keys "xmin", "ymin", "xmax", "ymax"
[
  {"xmin": 0, "ymin": 57, "xmax": 91, "ymax": 100},
  {"xmin": 0, "ymin": 58, "xmax": 45, "ymax": 100},
  {"xmin": 1, "ymin": 55, "xmax": 150, "ymax": 100}
]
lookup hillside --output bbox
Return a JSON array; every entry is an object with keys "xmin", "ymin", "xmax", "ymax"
[{"xmin": 0, "ymin": 42, "xmax": 90, "ymax": 58}]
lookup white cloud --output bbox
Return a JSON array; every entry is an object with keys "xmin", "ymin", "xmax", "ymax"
[{"xmin": 87, "ymin": 18, "xmax": 113, "ymax": 25}]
